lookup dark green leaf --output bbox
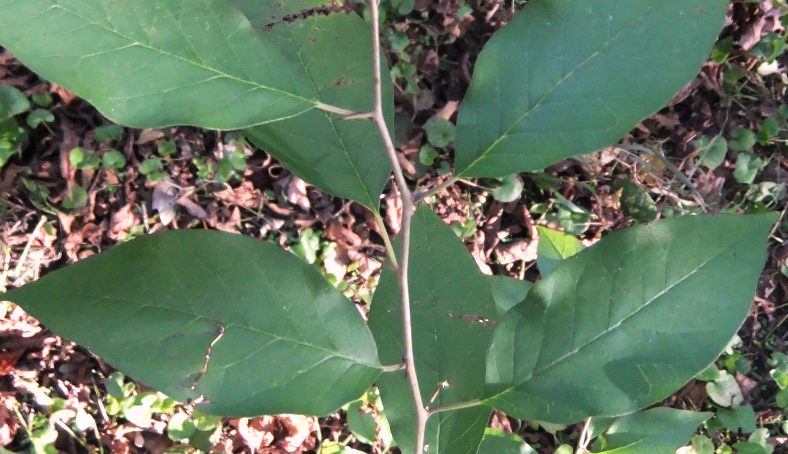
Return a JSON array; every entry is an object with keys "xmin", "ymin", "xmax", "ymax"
[
  {"xmin": 485, "ymin": 213, "xmax": 776, "ymax": 423},
  {"xmin": 26, "ymin": 108, "xmax": 54, "ymax": 128},
  {"xmin": 491, "ymin": 175, "xmax": 524, "ymax": 203},
  {"xmin": 0, "ymin": 84, "xmax": 30, "ymax": 122},
  {"xmin": 347, "ymin": 400, "xmax": 377, "ymax": 445},
  {"xmin": 94, "ymin": 124, "xmax": 123, "ymax": 144},
  {"xmin": 102, "ymin": 149, "xmax": 127, "ymax": 169},
  {"xmin": 695, "ymin": 136, "xmax": 728, "ymax": 170},
  {"xmin": 713, "ymin": 405, "xmax": 757, "ymax": 433},
  {"xmin": 487, "ymin": 275, "xmax": 533, "ymax": 316},
  {"xmin": 734, "ymin": 152, "xmax": 764, "ymax": 185},
  {"xmin": 424, "ymin": 118, "xmax": 456, "ymax": 148},
  {"xmin": 369, "ymin": 206, "xmax": 495, "ymax": 454},
  {"xmin": 455, "ymin": 0, "xmax": 727, "ymax": 177},
  {"xmin": 0, "ymin": 0, "xmax": 345, "ymax": 129},
  {"xmin": 244, "ymin": 12, "xmax": 393, "ymax": 209},
  {"xmin": 4, "ymin": 230, "xmax": 381, "ymax": 416},
  {"xmin": 62, "ymin": 185, "xmax": 88, "ymax": 210},
  {"xmin": 477, "ymin": 428, "xmax": 536, "ymax": 454},
  {"xmin": 729, "ymin": 128, "xmax": 757, "ymax": 152},
  {"xmin": 536, "ymin": 226, "xmax": 584, "ymax": 278},
  {"xmin": 591, "ymin": 408, "xmax": 711, "ymax": 454},
  {"xmin": 613, "ymin": 179, "xmax": 658, "ymax": 223}
]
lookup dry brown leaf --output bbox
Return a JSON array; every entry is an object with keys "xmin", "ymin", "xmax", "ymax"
[
  {"xmin": 108, "ymin": 204, "xmax": 138, "ymax": 241},
  {"xmin": 277, "ymin": 415, "xmax": 318, "ymax": 453},
  {"xmin": 495, "ymin": 240, "xmax": 538, "ymax": 265},
  {"xmin": 237, "ymin": 416, "xmax": 276, "ymax": 449},
  {"xmin": 0, "ymin": 395, "xmax": 19, "ymax": 446},
  {"xmin": 286, "ymin": 177, "xmax": 310, "ymax": 211}
]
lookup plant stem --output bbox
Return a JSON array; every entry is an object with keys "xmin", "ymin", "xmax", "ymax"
[
  {"xmin": 413, "ymin": 175, "xmax": 458, "ymax": 203},
  {"xmin": 373, "ymin": 211, "xmax": 399, "ymax": 269},
  {"xmin": 427, "ymin": 399, "xmax": 483, "ymax": 415},
  {"xmin": 575, "ymin": 417, "xmax": 592, "ymax": 454},
  {"xmin": 368, "ymin": 1, "xmax": 429, "ymax": 452}
]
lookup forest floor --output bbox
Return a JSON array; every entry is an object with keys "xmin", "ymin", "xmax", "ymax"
[{"xmin": 0, "ymin": 1, "xmax": 786, "ymax": 453}]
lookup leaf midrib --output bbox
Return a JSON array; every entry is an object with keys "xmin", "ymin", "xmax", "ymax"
[
  {"xmin": 459, "ymin": 2, "xmax": 656, "ymax": 175},
  {"xmin": 97, "ymin": 296, "xmax": 378, "ymax": 368},
  {"xmin": 491, "ymin": 242, "xmax": 733, "ymax": 400},
  {"xmin": 44, "ymin": 2, "xmax": 318, "ymax": 105}
]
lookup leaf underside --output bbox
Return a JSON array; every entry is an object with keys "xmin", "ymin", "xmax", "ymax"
[
  {"xmin": 369, "ymin": 206, "xmax": 496, "ymax": 454},
  {"xmin": 4, "ymin": 230, "xmax": 381, "ymax": 417},
  {"xmin": 486, "ymin": 213, "xmax": 776, "ymax": 423},
  {"xmin": 455, "ymin": 0, "xmax": 728, "ymax": 177}
]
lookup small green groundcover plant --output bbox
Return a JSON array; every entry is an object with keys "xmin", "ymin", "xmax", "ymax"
[{"xmin": 0, "ymin": 0, "xmax": 779, "ymax": 453}]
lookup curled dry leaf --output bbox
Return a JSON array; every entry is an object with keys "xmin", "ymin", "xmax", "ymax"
[
  {"xmin": 0, "ymin": 395, "xmax": 19, "ymax": 446},
  {"xmin": 237, "ymin": 416, "xmax": 276, "ymax": 450},
  {"xmin": 277, "ymin": 414, "xmax": 319, "ymax": 453},
  {"xmin": 286, "ymin": 177, "xmax": 311, "ymax": 211},
  {"xmin": 108, "ymin": 204, "xmax": 139, "ymax": 241},
  {"xmin": 494, "ymin": 238, "xmax": 538, "ymax": 265}
]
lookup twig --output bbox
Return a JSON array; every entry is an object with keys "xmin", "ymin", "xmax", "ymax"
[
  {"xmin": 368, "ymin": 1, "xmax": 429, "ymax": 452},
  {"xmin": 14, "ymin": 216, "xmax": 47, "ymax": 279},
  {"xmin": 575, "ymin": 417, "xmax": 592, "ymax": 454},
  {"xmin": 413, "ymin": 176, "xmax": 458, "ymax": 203},
  {"xmin": 427, "ymin": 399, "xmax": 483, "ymax": 415},
  {"xmin": 373, "ymin": 211, "xmax": 399, "ymax": 269}
]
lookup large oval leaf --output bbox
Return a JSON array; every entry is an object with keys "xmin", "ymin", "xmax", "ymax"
[
  {"xmin": 485, "ymin": 213, "xmax": 776, "ymax": 423},
  {"xmin": 243, "ymin": 12, "xmax": 393, "ymax": 209},
  {"xmin": 0, "ymin": 0, "xmax": 342, "ymax": 129},
  {"xmin": 369, "ymin": 206, "xmax": 496, "ymax": 454},
  {"xmin": 454, "ymin": 0, "xmax": 728, "ymax": 177},
  {"xmin": 4, "ymin": 230, "xmax": 381, "ymax": 416},
  {"xmin": 591, "ymin": 408, "xmax": 712, "ymax": 454}
]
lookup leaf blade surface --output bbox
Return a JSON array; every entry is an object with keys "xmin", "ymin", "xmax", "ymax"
[
  {"xmin": 455, "ymin": 0, "xmax": 728, "ymax": 177},
  {"xmin": 486, "ymin": 213, "xmax": 776, "ymax": 423},
  {"xmin": 5, "ymin": 230, "xmax": 381, "ymax": 416}
]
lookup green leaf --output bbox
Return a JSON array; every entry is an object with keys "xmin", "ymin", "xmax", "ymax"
[
  {"xmin": 491, "ymin": 175, "xmax": 524, "ymax": 203},
  {"xmin": 4, "ymin": 230, "xmax": 381, "ymax": 416},
  {"xmin": 713, "ymin": 405, "xmax": 757, "ymax": 433},
  {"xmin": 536, "ymin": 226, "xmax": 584, "ymax": 278},
  {"xmin": 369, "ymin": 206, "xmax": 496, "ymax": 454},
  {"xmin": 167, "ymin": 412, "xmax": 197, "ymax": 441},
  {"xmin": 695, "ymin": 136, "xmax": 728, "ymax": 170},
  {"xmin": 734, "ymin": 152, "xmax": 764, "ymax": 185},
  {"xmin": 0, "ymin": 84, "xmax": 30, "ymax": 122},
  {"xmin": 487, "ymin": 275, "xmax": 533, "ymax": 316},
  {"xmin": 347, "ymin": 400, "xmax": 377, "ymax": 445},
  {"xmin": 61, "ymin": 185, "xmax": 88, "ymax": 210},
  {"xmin": 102, "ymin": 149, "xmax": 127, "ymax": 169},
  {"xmin": 94, "ymin": 124, "xmax": 123, "ymax": 144},
  {"xmin": 477, "ymin": 428, "xmax": 536, "ymax": 454},
  {"xmin": 591, "ymin": 408, "xmax": 711, "ymax": 454},
  {"xmin": 425, "ymin": 118, "xmax": 456, "ymax": 148},
  {"xmin": 485, "ymin": 213, "xmax": 776, "ymax": 423},
  {"xmin": 138, "ymin": 158, "xmax": 163, "ymax": 175},
  {"xmin": 454, "ymin": 0, "xmax": 727, "ymax": 177},
  {"xmin": 613, "ymin": 179, "xmax": 658, "ymax": 223},
  {"xmin": 244, "ymin": 12, "xmax": 393, "ymax": 209},
  {"xmin": 706, "ymin": 370, "xmax": 743, "ymax": 407},
  {"xmin": 729, "ymin": 128, "xmax": 757, "ymax": 152},
  {"xmin": 690, "ymin": 435, "xmax": 715, "ymax": 454},
  {"xmin": 0, "ymin": 0, "xmax": 346, "ymax": 130},
  {"xmin": 26, "ymin": 108, "xmax": 54, "ymax": 128}
]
